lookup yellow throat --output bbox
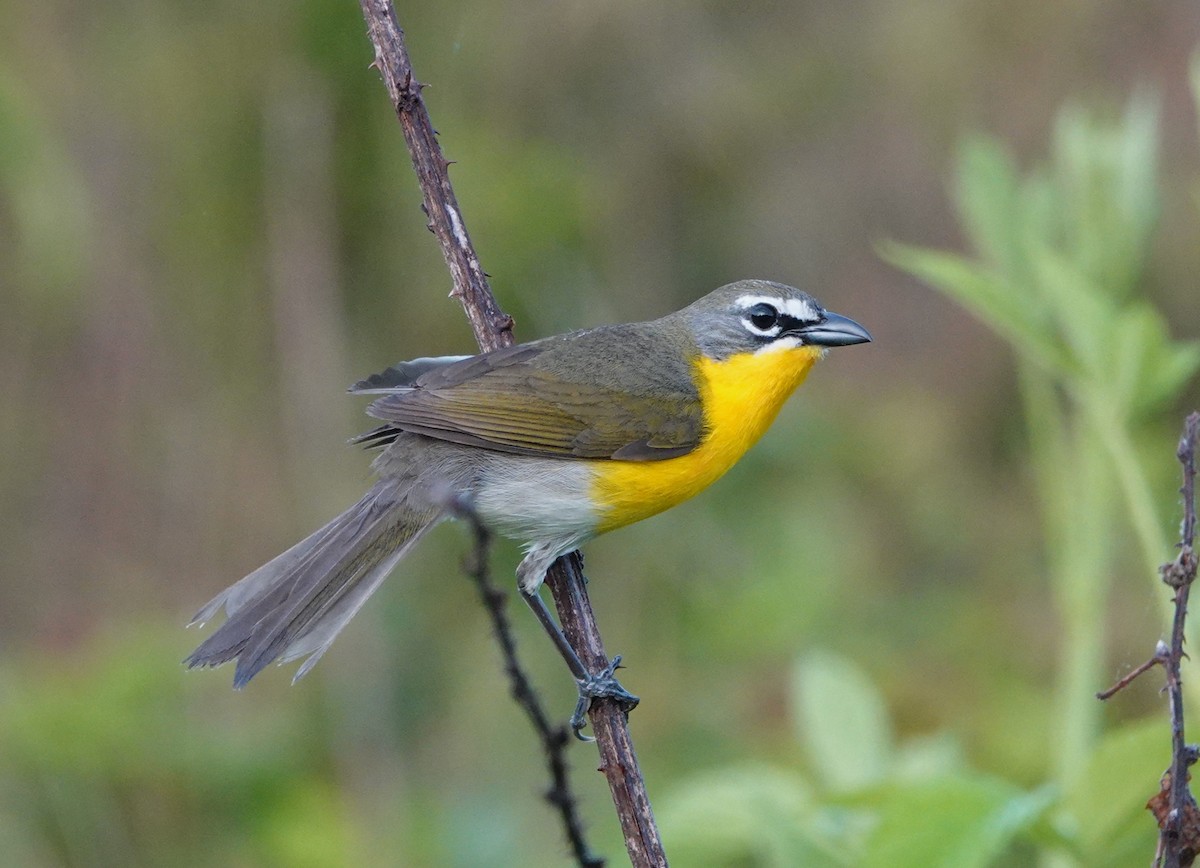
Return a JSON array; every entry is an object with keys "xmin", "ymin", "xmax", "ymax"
[{"xmin": 592, "ymin": 344, "xmax": 823, "ymax": 533}]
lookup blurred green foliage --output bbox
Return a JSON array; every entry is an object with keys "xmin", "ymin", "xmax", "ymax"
[
  {"xmin": 885, "ymin": 85, "xmax": 1199, "ymax": 863},
  {"xmin": 658, "ymin": 651, "xmax": 1162, "ymax": 866},
  {"xmin": 2, "ymin": 0, "xmax": 1199, "ymax": 865},
  {"xmin": 888, "ymin": 88, "xmax": 1200, "ymax": 854}
]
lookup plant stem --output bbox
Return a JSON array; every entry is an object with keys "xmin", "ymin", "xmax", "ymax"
[{"xmin": 1019, "ymin": 367, "xmax": 1114, "ymax": 797}]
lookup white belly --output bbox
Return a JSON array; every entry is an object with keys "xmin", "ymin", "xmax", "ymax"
[{"xmin": 473, "ymin": 455, "xmax": 599, "ymax": 545}]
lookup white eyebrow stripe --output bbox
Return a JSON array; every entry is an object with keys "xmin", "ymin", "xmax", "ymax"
[{"xmin": 734, "ymin": 294, "xmax": 820, "ymax": 323}]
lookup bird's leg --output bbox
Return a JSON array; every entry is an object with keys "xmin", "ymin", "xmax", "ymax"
[
  {"xmin": 445, "ymin": 493, "xmax": 638, "ymax": 736},
  {"xmin": 518, "ymin": 547, "xmax": 639, "ymax": 740},
  {"xmin": 517, "ymin": 585, "xmax": 639, "ymax": 739}
]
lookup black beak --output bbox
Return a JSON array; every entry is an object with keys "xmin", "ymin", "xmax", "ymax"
[{"xmin": 798, "ymin": 311, "xmax": 872, "ymax": 347}]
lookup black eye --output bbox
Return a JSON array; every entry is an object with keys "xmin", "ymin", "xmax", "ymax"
[{"xmin": 747, "ymin": 303, "xmax": 779, "ymax": 331}]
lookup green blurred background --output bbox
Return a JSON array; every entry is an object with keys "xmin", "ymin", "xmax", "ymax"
[{"xmin": 3, "ymin": 0, "xmax": 1200, "ymax": 865}]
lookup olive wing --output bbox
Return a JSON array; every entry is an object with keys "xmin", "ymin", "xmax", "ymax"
[{"xmin": 362, "ymin": 340, "xmax": 704, "ymax": 461}]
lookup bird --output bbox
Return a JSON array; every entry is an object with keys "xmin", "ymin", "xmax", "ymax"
[{"xmin": 185, "ymin": 279, "xmax": 870, "ymax": 733}]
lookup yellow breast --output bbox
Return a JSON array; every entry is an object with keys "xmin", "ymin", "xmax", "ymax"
[{"xmin": 591, "ymin": 344, "xmax": 823, "ymax": 533}]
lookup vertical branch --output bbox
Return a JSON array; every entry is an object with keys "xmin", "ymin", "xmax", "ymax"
[
  {"xmin": 1101, "ymin": 413, "xmax": 1200, "ymax": 867},
  {"xmin": 549, "ymin": 554, "xmax": 666, "ymax": 864},
  {"xmin": 355, "ymin": 2, "xmax": 667, "ymax": 864},
  {"xmin": 357, "ymin": 1, "xmax": 512, "ymax": 351},
  {"xmin": 1158, "ymin": 413, "xmax": 1200, "ymax": 867}
]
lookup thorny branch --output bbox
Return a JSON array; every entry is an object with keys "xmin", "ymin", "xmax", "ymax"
[
  {"xmin": 450, "ymin": 498, "xmax": 602, "ymax": 868},
  {"xmin": 1098, "ymin": 412, "xmax": 1200, "ymax": 868},
  {"xmin": 355, "ymin": 2, "xmax": 667, "ymax": 865}
]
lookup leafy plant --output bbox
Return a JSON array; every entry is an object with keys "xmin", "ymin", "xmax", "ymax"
[
  {"xmin": 660, "ymin": 652, "xmax": 1056, "ymax": 866},
  {"xmin": 661, "ymin": 81, "xmax": 1199, "ymax": 867},
  {"xmin": 883, "ymin": 94, "xmax": 1199, "ymax": 825}
]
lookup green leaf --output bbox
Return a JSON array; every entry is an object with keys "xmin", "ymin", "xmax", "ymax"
[
  {"xmin": 862, "ymin": 775, "xmax": 1053, "ymax": 868},
  {"xmin": 893, "ymin": 733, "xmax": 968, "ymax": 782},
  {"xmin": 659, "ymin": 765, "xmax": 853, "ymax": 867},
  {"xmin": 1144, "ymin": 341, "xmax": 1200, "ymax": 413},
  {"xmin": 954, "ymin": 135, "xmax": 1026, "ymax": 280},
  {"xmin": 1063, "ymin": 718, "xmax": 1165, "ymax": 863},
  {"xmin": 1013, "ymin": 166, "xmax": 1063, "ymax": 268},
  {"xmin": 1026, "ymin": 243, "xmax": 1117, "ymax": 381},
  {"xmin": 1108, "ymin": 305, "xmax": 1161, "ymax": 414},
  {"xmin": 792, "ymin": 651, "xmax": 893, "ymax": 792},
  {"xmin": 880, "ymin": 241, "xmax": 1073, "ymax": 377},
  {"xmin": 1050, "ymin": 100, "xmax": 1159, "ymax": 300},
  {"xmin": 1109, "ymin": 305, "xmax": 1200, "ymax": 416},
  {"xmin": 1114, "ymin": 93, "xmax": 1161, "ymax": 256}
]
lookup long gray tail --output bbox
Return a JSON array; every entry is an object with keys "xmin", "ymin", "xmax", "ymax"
[{"xmin": 185, "ymin": 479, "xmax": 442, "ymax": 687}]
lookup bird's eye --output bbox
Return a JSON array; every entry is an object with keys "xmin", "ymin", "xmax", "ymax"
[{"xmin": 747, "ymin": 303, "xmax": 779, "ymax": 332}]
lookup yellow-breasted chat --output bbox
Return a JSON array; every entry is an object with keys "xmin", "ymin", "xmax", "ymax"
[{"xmin": 186, "ymin": 278, "xmax": 871, "ymax": 733}]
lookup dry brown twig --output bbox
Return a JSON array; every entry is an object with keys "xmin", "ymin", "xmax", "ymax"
[
  {"xmin": 1098, "ymin": 412, "xmax": 1200, "ymax": 868},
  {"xmin": 355, "ymin": 2, "xmax": 667, "ymax": 865}
]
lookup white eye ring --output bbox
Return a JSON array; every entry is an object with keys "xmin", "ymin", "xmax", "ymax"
[
  {"xmin": 743, "ymin": 303, "xmax": 782, "ymax": 337},
  {"xmin": 748, "ymin": 304, "xmax": 778, "ymax": 330}
]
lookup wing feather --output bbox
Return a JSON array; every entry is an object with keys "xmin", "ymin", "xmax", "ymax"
[{"xmin": 358, "ymin": 324, "xmax": 704, "ymax": 461}]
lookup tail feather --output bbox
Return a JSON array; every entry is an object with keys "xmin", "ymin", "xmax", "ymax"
[
  {"xmin": 276, "ymin": 527, "xmax": 430, "ymax": 683},
  {"xmin": 185, "ymin": 481, "xmax": 440, "ymax": 686},
  {"xmin": 185, "ymin": 509, "xmax": 352, "ymax": 658}
]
